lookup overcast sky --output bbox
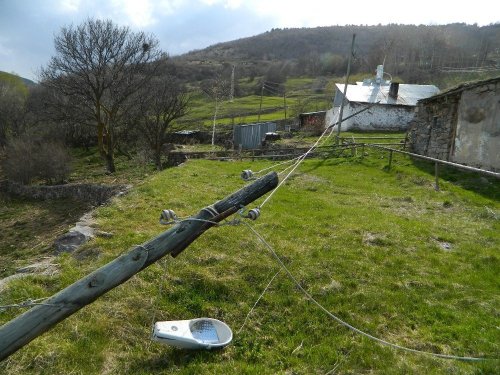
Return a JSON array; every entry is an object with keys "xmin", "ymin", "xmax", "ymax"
[{"xmin": 0, "ymin": 0, "xmax": 498, "ymax": 81}]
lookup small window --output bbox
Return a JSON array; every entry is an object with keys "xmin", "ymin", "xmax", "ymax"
[{"xmin": 433, "ymin": 116, "xmax": 440, "ymax": 127}]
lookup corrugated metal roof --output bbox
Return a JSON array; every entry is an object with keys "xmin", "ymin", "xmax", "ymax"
[
  {"xmin": 335, "ymin": 83, "xmax": 439, "ymax": 106},
  {"xmin": 418, "ymin": 76, "xmax": 500, "ymax": 103}
]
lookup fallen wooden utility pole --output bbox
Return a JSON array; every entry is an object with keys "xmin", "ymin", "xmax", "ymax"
[{"xmin": 0, "ymin": 172, "xmax": 279, "ymax": 361}]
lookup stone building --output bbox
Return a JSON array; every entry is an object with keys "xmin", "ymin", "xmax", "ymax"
[
  {"xmin": 409, "ymin": 77, "xmax": 500, "ymax": 172},
  {"xmin": 326, "ymin": 65, "xmax": 439, "ymax": 131}
]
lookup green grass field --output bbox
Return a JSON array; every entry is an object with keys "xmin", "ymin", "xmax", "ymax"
[
  {"xmin": 179, "ymin": 76, "xmax": 333, "ymax": 130},
  {"xmin": 1, "ymin": 150, "xmax": 499, "ymax": 374}
]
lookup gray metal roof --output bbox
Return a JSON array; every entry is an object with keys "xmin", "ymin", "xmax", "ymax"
[
  {"xmin": 419, "ymin": 76, "xmax": 500, "ymax": 103},
  {"xmin": 335, "ymin": 83, "xmax": 439, "ymax": 106}
]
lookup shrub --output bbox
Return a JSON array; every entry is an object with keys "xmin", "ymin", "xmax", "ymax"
[{"xmin": 2, "ymin": 137, "xmax": 72, "ymax": 185}]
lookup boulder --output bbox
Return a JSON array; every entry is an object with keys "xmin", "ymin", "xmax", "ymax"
[{"xmin": 54, "ymin": 231, "xmax": 88, "ymax": 254}]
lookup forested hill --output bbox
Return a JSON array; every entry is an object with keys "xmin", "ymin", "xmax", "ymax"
[{"xmin": 174, "ymin": 23, "xmax": 500, "ymax": 85}]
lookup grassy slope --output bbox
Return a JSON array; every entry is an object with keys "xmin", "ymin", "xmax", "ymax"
[
  {"xmin": 0, "ymin": 152, "xmax": 499, "ymax": 374},
  {"xmin": 0, "ymin": 148, "xmax": 157, "ymax": 278},
  {"xmin": 181, "ymin": 77, "xmax": 332, "ymax": 129}
]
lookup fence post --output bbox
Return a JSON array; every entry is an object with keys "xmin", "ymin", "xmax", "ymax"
[
  {"xmin": 434, "ymin": 162, "xmax": 440, "ymax": 191},
  {"xmin": 388, "ymin": 150, "xmax": 393, "ymax": 170}
]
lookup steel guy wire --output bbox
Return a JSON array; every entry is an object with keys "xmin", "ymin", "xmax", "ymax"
[
  {"xmin": 259, "ymin": 125, "xmax": 333, "ymax": 208},
  {"xmin": 0, "ymin": 297, "xmax": 58, "ymax": 310},
  {"xmin": 237, "ymin": 269, "xmax": 282, "ymax": 334},
  {"xmin": 242, "ymin": 221, "xmax": 491, "ymax": 362},
  {"xmin": 252, "ymin": 155, "xmax": 305, "ymax": 177},
  {"xmin": 250, "ymin": 113, "xmax": 339, "ymax": 180}
]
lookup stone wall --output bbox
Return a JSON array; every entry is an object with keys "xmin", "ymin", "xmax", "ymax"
[
  {"xmin": 409, "ymin": 78, "xmax": 500, "ymax": 171},
  {"xmin": 409, "ymin": 94, "xmax": 460, "ymax": 160},
  {"xmin": 452, "ymin": 81, "xmax": 500, "ymax": 171},
  {"xmin": 331, "ymin": 103, "xmax": 415, "ymax": 131},
  {"xmin": 0, "ymin": 181, "xmax": 129, "ymax": 205}
]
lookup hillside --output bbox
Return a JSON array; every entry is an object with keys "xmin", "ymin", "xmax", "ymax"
[
  {"xmin": 172, "ymin": 23, "xmax": 500, "ymax": 86},
  {"xmin": 0, "ymin": 71, "xmax": 36, "ymax": 87}
]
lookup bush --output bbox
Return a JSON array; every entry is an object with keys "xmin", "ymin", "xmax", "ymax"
[{"xmin": 3, "ymin": 137, "xmax": 72, "ymax": 185}]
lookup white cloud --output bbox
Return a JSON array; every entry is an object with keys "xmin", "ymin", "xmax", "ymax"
[
  {"xmin": 59, "ymin": 0, "xmax": 81, "ymax": 13},
  {"xmin": 198, "ymin": 0, "xmax": 243, "ymax": 9},
  {"xmin": 157, "ymin": 0, "xmax": 188, "ymax": 15},
  {"xmin": 239, "ymin": 0, "xmax": 498, "ymax": 28},
  {"xmin": 110, "ymin": 0, "xmax": 156, "ymax": 27}
]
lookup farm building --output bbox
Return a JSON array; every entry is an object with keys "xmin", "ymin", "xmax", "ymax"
[
  {"xmin": 233, "ymin": 122, "xmax": 277, "ymax": 149},
  {"xmin": 326, "ymin": 65, "xmax": 439, "ymax": 131},
  {"xmin": 409, "ymin": 76, "xmax": 500, "ymax": 172},
  {"xmin": 299, "ymin": 111, "xmax": 327, "ymax": 130}
]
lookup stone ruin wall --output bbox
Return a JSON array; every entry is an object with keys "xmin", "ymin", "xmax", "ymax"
[
  {"xmin": 409, "ymin": 94, "xmax": 460, "ymax": 161},
  {"xmin": 0, "ymin": 181, "xmax": 128, "ymax": 205}
]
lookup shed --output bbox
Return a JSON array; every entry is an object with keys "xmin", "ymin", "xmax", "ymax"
[
  {"xmin": 299, "ymin": 111, "xmax": 327, "ymax": 129},
  {"xmin": 409, "ymin": 77, "xmax": 500, "ymax": 172},
  {"xmin": 233, "ymin": 122, "xmax": 277, "ymax": 149}
]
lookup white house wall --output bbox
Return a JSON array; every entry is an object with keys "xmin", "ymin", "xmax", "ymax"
[
  {"xmin": 452, "ymin": 84, "xmax": 500, "ymax": 171},
  {"xmin": 331, "ymin": 103, "xmax": 415, "ymax": 131}
]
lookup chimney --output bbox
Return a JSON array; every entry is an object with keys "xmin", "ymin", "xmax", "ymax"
[
  {"xmin": 375, "ymin": 65, "xmax": 384, "ymax": 84},
  {"xmin": 389, "ymin": 82, "xmax": 399, "ymax": 99}
]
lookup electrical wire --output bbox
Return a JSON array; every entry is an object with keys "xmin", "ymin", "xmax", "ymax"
[
  {"xmin": 259, "ymin": 125, "xmax": 333, "ymax": 208},
  {"xmin": 242, "ymin": 221, "xmax": 492, "ymax": 362},
  {"xmin": 0, "ymin": 297, "xmax": 58, "ymax": 310},
  {"xmin": 237, "ymin": 269, "xmax": 281, "ymax": 334}
]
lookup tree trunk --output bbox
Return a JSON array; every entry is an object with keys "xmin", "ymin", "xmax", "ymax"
[
  {"xmin": 104, "ymin": 128, "xmax": 116, "ymax": 174},
  {"xmin": 154, "ymin": 145, "xmax": 162, "ymax": 171},
  {"xmin": 105, "ymin": 152, "xmax": 116, "ymax": 174}
]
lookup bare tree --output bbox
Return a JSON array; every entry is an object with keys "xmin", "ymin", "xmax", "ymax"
[
  {"xmin": 200, "ymin": 72, "xmax": 230, "ymax": 146},
  {"xmin": 40, "ymin": 18, "xmax": 163, "ymax": 173},
  {"xmin": 136, "ymin": 75, "xmax": 190, "ymax": 170},
  {"xmin": 0, "ymin": 73, "xmax": 28, "ymax": 145}
]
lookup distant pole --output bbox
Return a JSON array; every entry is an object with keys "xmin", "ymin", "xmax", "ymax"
[
  {"xmin": 211, "ymin": 98, "xmax": 218, "ymax": 146},
  {"xmin": 258, "ymin": 83, "xmax": 264, "ymax": 122},
  {"xmin": 336, "ymin": 33, "xmax": 356, "ymax": 144},
  {"xmin": 283, "ymin": 88, "xmax": 287, "ymax": 120},
  {"xmin": 230, "ymin": 64, "xmax": 235, "ymax": 102}
]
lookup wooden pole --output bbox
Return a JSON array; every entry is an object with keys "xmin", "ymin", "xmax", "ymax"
[
  {"xmin": 258, "ymin": 83, "xmax": 264, "ymax": 122},
  {"xmin": 283, "ymin": 89, "xmax": 287, "ymax": 120},
  {"xmin": 0, "ymin": 172, "xmax": 279, "ymax": 361},
  {"xmin": 336, "ymin": 33, "xmax": 356, "ymax": 144},
  {"xmin": 388, "ymin": 150, "xmax": 393, "ymax": 170}
]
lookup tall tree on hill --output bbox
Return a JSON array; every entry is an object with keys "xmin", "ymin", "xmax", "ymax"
[
  {"xmin": 40, "ymin": 18, "xmax": 163, "ymax": 173},
  {"xmin": 135, "ymin": 75, "xmax": 190, "ymax": 170}
]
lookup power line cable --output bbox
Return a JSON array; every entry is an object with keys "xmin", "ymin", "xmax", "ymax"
[
  {"xmin": 259, "ymin": 125, "xmax": 333, "ymax": 208},
  {"xmin": 242, "ymin": 222, "xmax": 492, "ymax": 362},
  {"xmin": 237, "ymin": 269, "xmax": 281, "ymax": 334}
]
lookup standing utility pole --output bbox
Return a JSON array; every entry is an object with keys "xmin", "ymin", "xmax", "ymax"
[
  {"xmin": 258, "ymin": 83, "xmax": 264, "ymax": 122},
  {"xmin": 0, "ymin": 172, "xmax": 279, "ymax": 361},
  {"xmin": 283, "ymin": 88, "xmax": 287, "ymax": 120},
  {"xmin": 211, "ymin": 97, "xmax": 219, "ymax": 146},
  {"xmin": 230, "ymin": 64, "xmax": 235, "ymax": 102},
  {"xmin": 336, "ymin": 34, "xmax": 356, "ymax": 144}
]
